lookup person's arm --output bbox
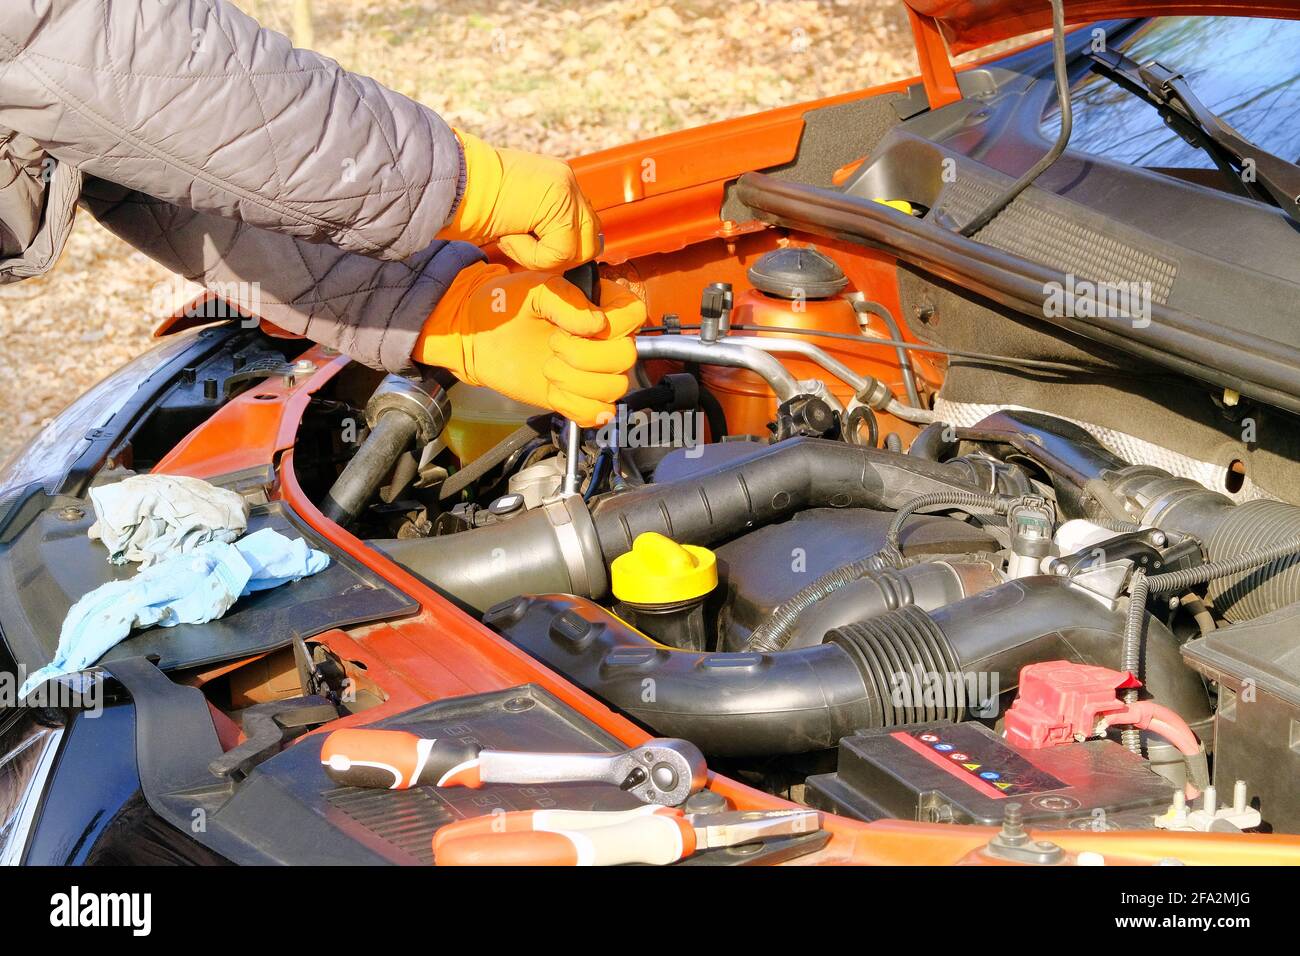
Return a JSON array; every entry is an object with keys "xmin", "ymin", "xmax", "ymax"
[
  {"xmin": 0, "ymin": 0, "xmax": 460, "ymax": 262},
  {"xmin": 84, "ymin": 178, "xmax": 485, "ymax": 376},
  {"xmin": 88, "ymin": 177, "xmax": 642, "ymax": 423},
  {"xmin": 7, "ymin": 0, "xmax": 632, "ymax": 416}
]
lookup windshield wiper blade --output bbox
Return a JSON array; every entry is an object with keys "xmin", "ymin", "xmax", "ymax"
[{"xmin": 1090, "ymin": 47, "xmax": 1300, "ymax": 221}]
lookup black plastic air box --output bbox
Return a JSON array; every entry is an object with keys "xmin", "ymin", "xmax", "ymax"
[
  {"xmin": 805, "ymin": 722, "xmax": 1177, "ymax": 831},
  {"xmin": 1181, "ymin": 603, "xmax": 1300, "ymax": 833}
]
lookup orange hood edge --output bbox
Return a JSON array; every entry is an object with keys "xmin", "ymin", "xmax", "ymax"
[{"xmin": 910, "ymin": 0, "xmax": 1300, "ymax": 55}]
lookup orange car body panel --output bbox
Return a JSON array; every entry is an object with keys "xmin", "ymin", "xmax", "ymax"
[
  {"xmin": 149, "ymin": 12, "xmax": 1300, "ymax": 865},
  {"xmin": 907, "ymin": 0, "xmax": 1300, "ymax": 53},
  {"xmin": 907, "ymin": 7, "xmax": 963, "ymax": 107}
]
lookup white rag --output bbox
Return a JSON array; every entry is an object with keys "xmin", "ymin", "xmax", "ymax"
[{"xmin": 88, "ymin": 474, "xmax": 250, "ymax": 566}]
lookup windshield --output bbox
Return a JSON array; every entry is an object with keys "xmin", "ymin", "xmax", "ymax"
[{"xmin": 1042, "ymin": 16, "xmax": 1300, "ymax": 169}]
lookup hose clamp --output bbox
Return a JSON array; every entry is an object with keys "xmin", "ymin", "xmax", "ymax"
[
  {"xmin": 543, "ymin": 496, "xmax": 608, "ymax": 598},
  {"xmin": 365, "ymin": 375, "xmax": 450, "ymax": 445}
]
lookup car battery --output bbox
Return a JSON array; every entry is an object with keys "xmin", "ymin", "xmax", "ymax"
[{"xmin": 805, "ymin": 722, "xmax": 1177, "ymax": 831}]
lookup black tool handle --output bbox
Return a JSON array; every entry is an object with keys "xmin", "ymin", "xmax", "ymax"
[{"xmin": 563, "ymin": 261, "xmax": 601, "ymax": 307}]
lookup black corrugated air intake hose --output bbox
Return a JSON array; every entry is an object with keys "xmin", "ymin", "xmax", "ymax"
[
  {"xmin": 486, "ymin": 577, "xmax": 1211, "ymax": 757},
  {"xmin": 1107, "ymin": 468, "xmax": 1300, "ymax": 622},
  {"xmin": 373, "ymin": 438, "xmax": 1016, "ymax": 611},
  {"xmin": 745, "ymin": 554, "xmax": 898, "ymax": 654}
]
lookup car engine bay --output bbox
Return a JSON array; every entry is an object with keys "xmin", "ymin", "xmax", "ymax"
[
  {"xmin": 279, "ymin": 239, "xmax": 1300, "ymax": 839},
  {"xmin": 9, "ymin": 0, "xmax": 1300, "ymax": 876},
  {"xmin": 6, "ymin": 12, "xmax": 1300, "ymax": 862}
]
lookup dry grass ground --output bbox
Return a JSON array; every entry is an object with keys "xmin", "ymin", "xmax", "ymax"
[{"xmin": 0, "ymin": 0, "xmax": 919, "ymax": 462}]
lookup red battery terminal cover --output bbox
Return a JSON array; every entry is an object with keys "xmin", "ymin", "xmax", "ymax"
[{"xmin": 1003, "ymin": 661, "xmax": 1142, "ymax": 749}]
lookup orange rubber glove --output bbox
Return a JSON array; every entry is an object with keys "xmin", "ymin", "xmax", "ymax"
[
  {"xmin": 439, "ymin": 130, "xmax": 601, "ymax": 271},
  {"xmin": 414, "ymin": 263, "xmax": 646, "ymax": 426}
]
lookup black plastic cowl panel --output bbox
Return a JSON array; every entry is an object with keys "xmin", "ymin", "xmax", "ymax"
[
  {"xmin": 0, "ymin": 499, "xmax": 417, "ymax": 676},
  {"xmin": 102, "ymin": 658, "xmax": 642, "ymax": 866}
]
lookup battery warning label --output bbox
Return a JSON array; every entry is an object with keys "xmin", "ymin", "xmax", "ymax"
[{"xmin": 892, "ymin": 727, "xmax": 1067, "ymax": 799}]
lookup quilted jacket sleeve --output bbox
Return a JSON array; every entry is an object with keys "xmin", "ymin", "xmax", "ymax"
[
  {"xmin": 0, "ymin": 0, "xmax": 464, "ymax": 262},
  {"xmin": 84, "ymin": 177, "xmax": 485, "ymax": 374}
]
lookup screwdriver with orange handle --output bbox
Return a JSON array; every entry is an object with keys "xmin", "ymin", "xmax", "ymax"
[
  {"xmin": 433, "ymin": 806, "xmax": 822, "ymax": 866},
  {"xmin": 321, "ymin": 729, "xmax": 708, "ymax": 806}
]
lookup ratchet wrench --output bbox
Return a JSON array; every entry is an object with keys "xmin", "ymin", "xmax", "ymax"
[{"xmin": 321, "ymin": 729, "xmax": 708, "ymax": 806}]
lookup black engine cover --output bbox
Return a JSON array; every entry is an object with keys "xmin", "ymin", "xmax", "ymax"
[{"xmin": 712, "ymin": 508, "xmax": 997, "ymax": 650}]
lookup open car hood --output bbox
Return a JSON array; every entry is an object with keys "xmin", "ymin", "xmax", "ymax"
[{"xmin": 909, "ymin": 0, "xmax": 1300, "ymax": 52}]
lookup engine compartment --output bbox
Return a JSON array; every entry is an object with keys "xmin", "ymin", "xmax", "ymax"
[{"xmin": 289, "ymin": 241, "xmax": 1300, "ymax": 837}]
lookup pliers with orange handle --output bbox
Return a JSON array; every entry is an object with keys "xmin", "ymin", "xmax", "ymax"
[{"xmin": 432, "ymin": 806, "xmax": 823, "ymax": 866}]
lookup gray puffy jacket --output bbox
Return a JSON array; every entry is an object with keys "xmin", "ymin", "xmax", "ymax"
[{"xmin": 0, "ymin": 0, "xmax": 485, "ymax": 373}]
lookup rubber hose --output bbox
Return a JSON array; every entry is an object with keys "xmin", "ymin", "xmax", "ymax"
[
  {"xmin": 908, "ymin": 422, "xmax": 957, "ymax": 461},
  {"xmin": 590, "ymin": 437, "xmax": 1000, "ymax": 562},
  {"xmin": 375, "ymin": 437, "xmax": 995, "ymax": 611},
  {"xmin": 1084, "ymin": 477, "xmax": 1138, "ymax": 525},
  {"xmin": 488, "ymin": 579, "xmax": 1211, "ymax": 757},
  {"xmin": 1180, "ymin": 594, "xmax": 1216, "ymax": 635},
  {"xmin": 697, "ymin": 383, "xmax": 729, "ymax": 442},
  {"xmin": 321, "ymin": 412, "xmax": 419, "ymax": 528},
  {"xmin": 1121, "ymin": 568, "xmax": 1149, "ymax": 755}
]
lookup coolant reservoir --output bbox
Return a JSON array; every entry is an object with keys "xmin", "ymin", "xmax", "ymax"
[
  {"xmin": 444, "ymin": 383, "xmax": 545, "ymax": 464},
  {"xmin": 702, "ymin": 247, "xmax": 864, "ymax": 437}
]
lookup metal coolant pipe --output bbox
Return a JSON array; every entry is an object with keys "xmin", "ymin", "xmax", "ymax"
[
  {"xmin": 635, "ymin": 333, "xmax": 937, "ymax": 424},
  {"xmin": 634, "ymin": 335, "xmax": 801, "ymax": 403}
]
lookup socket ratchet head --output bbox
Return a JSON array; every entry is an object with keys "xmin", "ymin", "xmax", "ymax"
[{"xmin": 617, "ymin": 738, "xmax": 708, "ymax": 806}]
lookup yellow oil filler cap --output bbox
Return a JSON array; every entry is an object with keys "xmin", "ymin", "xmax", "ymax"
[
  {"xmin": 873, "ymin": 198, "xmax": 916, "ymax": 216},
  {"xmin": 611, "ymin": 533, "xmax": 717, "ymax": 606}
]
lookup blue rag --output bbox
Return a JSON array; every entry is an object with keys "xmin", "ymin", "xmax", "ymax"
[{"xmin": 19, "ymin": 528, "xmax": 330, "ymax": 697}]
